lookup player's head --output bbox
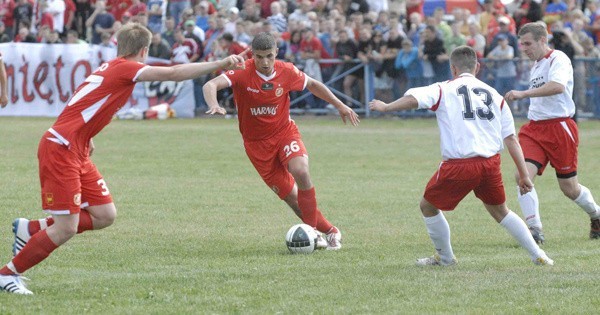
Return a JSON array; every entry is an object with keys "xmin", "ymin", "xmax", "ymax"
[
  {"xmin": 518, "ymin": 22, "xmax": 548, "ymax": 61},
  {"xmin": 116, "ymin": 23, "xmax": 152, "ymax": 60},
  {"xmin": 449, "ymin": 45, "xmax": 479, "ymax": 77},
  {"xmin": 251, "ymin": 32, "xmax": 278, "ymax": 76}
]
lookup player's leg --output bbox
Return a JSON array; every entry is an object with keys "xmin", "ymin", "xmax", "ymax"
[
  {"xmin": 416, "ymin": 198, "xmax": 456, "ymax": 266},
  {"xmin": 484, "ymin": 203, "xmax": 553, "ymax": 265},
  {"xmin": 557, "ymin": 176, "xmax": 600, "ymax": 239},
  {"xmin": 515, "ymin": 124, "xmax": 547, "ymax": 243},
  {"xmin": 287, "ymin": 155, "xmax": 341, "ymax": 250}
]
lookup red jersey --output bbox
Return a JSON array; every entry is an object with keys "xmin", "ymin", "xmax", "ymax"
[
  {"xmin": 223, "ymin": 59, "xmax": 307, "ymax": 141},
  {"xmin": 49, "ymin": 58, "xmax": 148, "ymax": 154}
]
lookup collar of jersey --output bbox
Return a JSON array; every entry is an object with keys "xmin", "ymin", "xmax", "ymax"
[{"xmin": 255, "ymin": 70, "xmax": 277, "ymax": 81}]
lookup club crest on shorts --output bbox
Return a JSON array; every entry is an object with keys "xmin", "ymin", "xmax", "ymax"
[
  {"xmin": 45, "ymin": 193, "xmax": 54, "ymax": 206},
  {"xmin": 275, "ymin": 87, "xmax": 283, "ymax": 97},
  {"xmin": 73, "ymin": 193, "xmax": 82, "ymax": 206}
]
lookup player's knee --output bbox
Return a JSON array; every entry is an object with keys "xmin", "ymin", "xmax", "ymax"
[
  {"xmin": 560, "ymin": 184, "xmax": 580, "ymax": 200},
  {"xmin": 97, "ymin": 208, "xmax": 117, "ymax": 229}
]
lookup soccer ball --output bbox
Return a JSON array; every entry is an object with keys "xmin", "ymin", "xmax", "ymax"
[{"xmin": 285, "ymin": 224, "xmax": 318, "ymax": 254}]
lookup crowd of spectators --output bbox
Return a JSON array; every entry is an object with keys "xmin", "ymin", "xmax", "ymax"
[{"xmin": 2, "ymin": 0, "xmax": 600, "ymax": 114}]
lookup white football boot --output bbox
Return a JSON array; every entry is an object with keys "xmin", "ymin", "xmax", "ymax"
[
  {"xmin": 12, "ymin": 218, "xmax": 31, "ymax": 257},
  {"xmin": 416, "ymin": 253, "xmax": 457, "ymax": 266},
  {"xmin": 315, "ymin": 231, "xmax": 327, "ymax": 249},
  {"xmin": 0, "ymin": 274, "xmax": 33, "ymax": 295},
  {"xmin": 325, "ymin": 227, "xmax": 342, "ymax": 250},
  {"xmin": 533, "ymin": 251, "xmax": 554, "ymax": 266}
]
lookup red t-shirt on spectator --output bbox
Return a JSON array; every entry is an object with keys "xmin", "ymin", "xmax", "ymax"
[
  {"xmin": 107, "ymin": 0, "xmax": 132, "ymax": 23},
  {"xmin": 0, "ymin": 0, "xmax": 15, "ymax": 28}
]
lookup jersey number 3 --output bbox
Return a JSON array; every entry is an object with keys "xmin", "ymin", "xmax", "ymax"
[{"xmin": 457, "ymin": 85, "xmax": 494, "ymax": 121}]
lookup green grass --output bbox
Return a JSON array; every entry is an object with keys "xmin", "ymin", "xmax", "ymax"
[{"xmin": 0, "ymin": 116, "xmax": 599, "ymax": 314}]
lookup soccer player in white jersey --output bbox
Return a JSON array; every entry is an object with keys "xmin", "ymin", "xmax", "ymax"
[
  {"xmin": 505, "ymin": 22, "xmax": 600, "ymax": 243},
  {"xmin": 0, "ymin": 23, "xmax": 245, "ymax": 295},
  {"xmin": 369, "ymin": 45, "xmax": 553, "ymax": 266}
]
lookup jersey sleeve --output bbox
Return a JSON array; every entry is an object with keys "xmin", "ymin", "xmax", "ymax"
[
  {"xmin": 222, "ymin": 68, "xmax": 245, "ymax": 87},
  {"xmin": 120, "ymin": 61, "xmax": 149, "ymax": 83},
  {"xmin": 404, "ymin": 83, "xmax": 442, "ymax": 110},
  {"xmin": 548, "ymin": 53, "xmax": 572, "ymax": 87},
  {"xmin": 284, "ymin": 63, "xmax": 307, "ymax": 92}
]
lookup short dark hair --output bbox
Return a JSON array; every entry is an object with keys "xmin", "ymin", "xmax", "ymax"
[
  {"xmin": 450, "ymin": 45, "xmax": 477, "ymax": 73},
  {"xmin": 252, "ymin": 32, "xmax": 276, "ymax": 51},
  {"xmin": 220, "ymin": 32, "xmax": 234, "ymax": 42}
]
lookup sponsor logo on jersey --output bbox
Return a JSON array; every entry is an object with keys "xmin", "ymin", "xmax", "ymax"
[
  {"xmin": 261, "ymin": 83, "xmax": 273, "ymax": 90},
  {"xmin": 74, "ymin": 193, "xmax": 82, "ymax": 206},
  {"xmin": 275, "ymin": 87, "xmax": 284, "ymax": 97},
  {"xmin": 247, "ymin": 87, "xmax": 260, "ymax": 93},
  {"xmin": 530, "ymin": 76, "xmax": 546, "ymax": 89},
  {"xmin": 250, "ymin": 105, "xmax": 278, "ymax": 116}
]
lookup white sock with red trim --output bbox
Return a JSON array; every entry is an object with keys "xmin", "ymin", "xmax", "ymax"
[
  {"xmin": 423, "ymin": 212, "xmax": 454, "ymax": 264},
  {"xmin": 517, "ymin": 186, "xmax": 542, "ymax": 229},
  {"xmin": 574, "ymin": 185, "xmax": 600, "ymax": 219}
]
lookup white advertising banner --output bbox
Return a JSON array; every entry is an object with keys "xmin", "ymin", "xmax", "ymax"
[{"xmin": 0, "ymin": 43, "xmax": 195, "ymax": 118}]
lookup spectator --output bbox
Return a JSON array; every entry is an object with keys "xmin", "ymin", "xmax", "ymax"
[
  {"xmin": 335, "ymin": 29, "xmax": 359, "ymax": 101},
  {"xmin": 37, "ymin": 24, "xmax": 51, "ymax": 42},
  {"xmin": 169, "ymin": 0, "xmax": 190, "ymax": 26},
  {"xmin": 65, "ymin": 29, "xmax": 86, "ymax": 43},
  {"xmin": 73, "ymin": 0, "xmax": 92, "ymax": 40},
  {"xmin": 161, "ymin": 15, "xmax": 176, "ymax": 46},
  {"xmin": 487, "ymin": 33, "xmax": 517, "ymax": 96},
  {"xmin": 406, "ymin": 0, "xmax": 425, "ymax": 22},
  {"xmin": 367, "ymin": 0, "xmax": 387, "ymax": 13},
  {"xmin": 14, "ymin": 24, "xmax": 35, "ymax": 42},
  {"xmin": 421, "ymin": 25, "xmax": 450, "ymax": 82},
  {"xmin": 146, "ymin": 0, "xmax": 166, "ymax": 33},
  {"xmin": 346, "ymin": 0, "xmax": 369, "ymax": 16},
  {"xmin": 99, "ymin": 31, "xmax": 116, "ymax": 48},
  {"xmin": 85, "ymin": 0, "xmax": 115, "ymax": 45},
  {"xmin": 288, "ymin": 0, "xmax": 311, "ymax": 24},
  {"xmin": 395, "ymin": 38, "xmax": 423, "ymax": 90},
  {"xmin": 313, "ymin": 0, "xmax": 329, "ymax": 16},
  {"xmin": 45, "ymin": 29, "xmax": 62, "ymax": 43},
  {"xmin": 184, "ymin": 18, "xmax": 205, "ymax": 42},
  {"xmin": 12, "ymin": 0, "xmax": 32, "ymax": 38},
  {"xmin": 384, "ymin": 27, "xmax": 406, "ymax": 100},
  {"xmin": 513, "ymin": 0, "xmax": 542, "ymax": 31},
  {"xmin": 487, "ymin": 15, "xmax": 519, "ymax": 57},
  {"xmin": 267, "ymin": 1, "xmax": 287, "ymax": 33},
  {"xmin": 467, "ymin": 22, "xmax": 486, "ymax": 58},
  {"xmin": 106, "ymin": 0, "xmax": 131, "ymax": 23},
  {"xmin": 234, "ymin": 20, "xmax": 252, "ymax": 45},
  {"xmin": 194, "ymin": 1, "xmax": 211, "ymax": 32},
  {"xmin": 224, "ymin": 6, "xmax": 240, "ymax": 36},
  {"xmin": 284, "ymin": 29, "xmax": 303, "ymax": 63},
  {"xmin": 202, "ymin": 15, "xmax": 225, "ymax": 57},
  {"xmin": 127, "ymin": 0, "xmax": 146, "ymax": 17},
  {"xmin": 44, "ymin": 0, "xmax": 66, "ymax": 34},
  {"xmin": 543, "ymin": 0, "xmax": 568, "ymax": 27},
  {"xmin": 407, "ymin": 12, "xmax": 425, "ymax": 46},
  {"xmin": 0, "ymin": 21, "xmax": 10, "ymax": 42},
  {"xmin": 300, "ymin": 27, "xmax": 325, "ymax": 81},
  {"xmin": 149, "ymin": 31, "xmax": 171, "ymax": 59},
  {"xmin": 63, "ymin": 0, "xmax": 76, "ymax": 35},
  {"xmin": 240, "ymin": 0, "xmax": 261, "ymax": 23},
  {"xmin": 171, "ymin": 27, "xmax": 200, "ymax": 64},
  {"xmin": 0, "ymin": 0, "xmax": 15, "ymax": 41},
  {"xmin": 444, "ymin": 21, "xmax": 467, "ymax": 54}
]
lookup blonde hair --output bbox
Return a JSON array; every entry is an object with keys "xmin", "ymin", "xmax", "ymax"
[{"xmin": 116, "ymin": 23, "xmax": 152, "ymax": 58}]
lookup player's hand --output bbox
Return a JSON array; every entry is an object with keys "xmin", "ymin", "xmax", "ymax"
[
  {"xmin": 221, "ymin": 48, "xmax": 249, "ymax": 70},
  {"xmin": 518, "ymin": 177, "xmax": 534, "ymax": 195},
  {"xmin": 206, "ymin": 106, "xmax": 227, "ymax": 115},
  {"xmin": 337, "ymin": 104, "xmax": 360, "ymax": 126},
  {"xmin": 0, "ymin": 94, "xmax": 8, "ymax": 108},
  {"xmin": 504, "ymin": 90, "xmax": 525, "ymax": 101},
  {"xmin": 368, "ymin": 99, "xmax": 387, "ymax": 112}
]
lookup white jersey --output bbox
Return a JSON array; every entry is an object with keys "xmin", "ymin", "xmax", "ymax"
[
  {"xmin": 406, "ymin": 73, "xmax": 515, "ymax": 160},
  {"xmin": 527, "ymin": 49, "xmax": 575, "ymax": 120}
]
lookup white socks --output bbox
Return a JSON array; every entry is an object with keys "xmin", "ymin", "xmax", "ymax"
[
  {"xmin": 500, "ymin": 211, "xmax": 544, "ymax": 260},
  {"xmin": 574, "ymin": 184, "xmax": 600, "ymax": 219},
  {"xmin": 517, "ymin": 186, "xmax": 541, "ymax": 229},
  {"xmin": 423, "ymin": 212, "xmax": 454, "ymax": 264}
]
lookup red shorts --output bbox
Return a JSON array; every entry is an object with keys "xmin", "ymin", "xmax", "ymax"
[
  {"xmin": 38, "ymin": 133, "xmax": 113, "ymax": 215},
  {"xmin": 424, "ymin": 154, "xmax": 505, "ymax": 210},
  {"xmin": 243, "ymin": 125, "xmax": 307, "ymax": 199},
  {"xmin": 518, "ymin": 118, "xmax": 578, "ymax": 178}
]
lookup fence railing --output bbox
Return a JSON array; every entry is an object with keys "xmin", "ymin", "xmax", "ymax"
[{"xmin": 288, "ymin": 57, "xmax": 600, "ymax": 119}]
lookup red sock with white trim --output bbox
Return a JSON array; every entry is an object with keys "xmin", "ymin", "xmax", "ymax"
[
  {"xmin": 77, "ymin": 210, "xmax": 94, "ymax": 233},
  {"xmin": 9, "ymin": 230, "xmax": 59, "ymax": 274},
  {"xmin": 28, "ymin": 217, "xmax": 55, "ymax": 235}
]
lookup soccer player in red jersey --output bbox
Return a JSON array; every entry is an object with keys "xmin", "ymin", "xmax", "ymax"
[
  {"xmin": 0, "ymin": 23, "xmax": 246, "ymax": 295},
  {"xmin": 203, "ymin": 32, "xmax": 360, "ymax": 251}
]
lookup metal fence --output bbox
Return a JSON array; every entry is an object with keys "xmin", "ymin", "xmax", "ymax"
[{"xmin": 288, "ymin": 57, "xmax": 600, "ymax": 119}]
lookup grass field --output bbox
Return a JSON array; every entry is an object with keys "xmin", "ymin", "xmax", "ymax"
[{"xmin": 0, "ymin": 116, "xmax": 599, "ymax": 314}]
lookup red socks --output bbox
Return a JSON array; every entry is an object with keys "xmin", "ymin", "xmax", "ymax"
[
  {"xmin": 297, "ymin": 187, "xmax": 335, "ymax": 233},
  {"xmin": 77, "ymin": 210, "xmax": 94, "ymax": 233},
  {"xmin": 11, "ymin": 230, "xmax": 58, "ymax": 274},
  {"xmin": 27, "ymin": 210, "xmax": 94, "ymax": 236},
  {"xmin": 28, "ymin": 217, "xmax": 55, "ymax": 235}
]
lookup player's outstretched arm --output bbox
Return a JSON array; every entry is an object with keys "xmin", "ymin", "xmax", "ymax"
[
  {"xmin": 136, "ymin": 54, "xmax": 245, "ymax": 82},
  {"xmin": 0, "ymin": 59, "xmax": 8, "ymax": 108},
  {"xmin": 203, "ymin": 74, "xmax": 230, "ymax": 115},
  {"xmin": 504, "ymin": 81, "xmax": 564, "ymax": 101},
  {"xmin": 305, "ymin": 77, "xmax": 360, "ymax": 126},
  {"xmin": 369, "ymin": 95, "xmax": 418, "ymax": 112},
  {"xmin": 504, "ymin": 134, "xmax": 534, "ymax": 194}
]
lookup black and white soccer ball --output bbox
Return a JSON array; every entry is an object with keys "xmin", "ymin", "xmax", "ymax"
[{"xmin": 285, "ymin": 224, "xmax": 318, "ymax": 254}]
